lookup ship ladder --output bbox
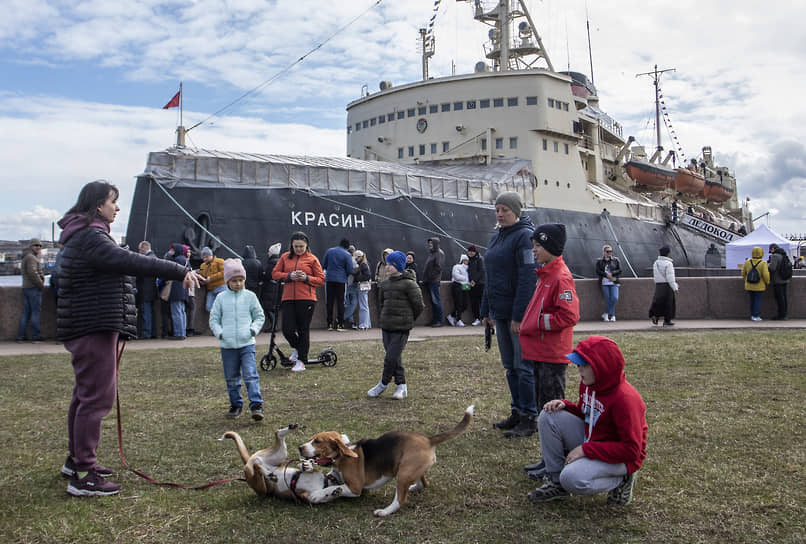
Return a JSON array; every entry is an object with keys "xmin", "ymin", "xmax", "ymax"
[
  {"xmin": 600, "ymin": 211, "xmax": 638, "ymax": 278},
  {"xmin": 668, "ymin": 224, "xmax": 691, "ymax": 266}
]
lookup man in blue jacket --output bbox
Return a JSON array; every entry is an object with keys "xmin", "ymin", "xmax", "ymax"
[{"xmin": 321, "ymin": 238, "xmax": 354, "ymax": 331}]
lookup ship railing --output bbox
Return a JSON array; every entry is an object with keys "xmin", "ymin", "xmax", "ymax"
[{"xmin": 578, "ymin": 135, "xmax": 594, "ymax": 151}]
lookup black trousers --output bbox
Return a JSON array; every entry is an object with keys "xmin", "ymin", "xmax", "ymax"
[
  {"xmin": 325, "ymin": 282, "xmax": 346, "ymax": 327},
  {"xmin": 649, "ymin": 283, "xmax": 676, "ymax": 323},
  {"xmin": 281, "ymin": 300, "xmax": 316, "ymax": 362},
  {"xmin": 469, "ymin": 283, "xmax": 484, "ymax": 320},
  {"xmin": 381, "ymin": 329, "xmax": 410, "ymax": 385},
  {"xmin": 450, "ymin": 282, "xmax": 469, "ymax": 319},
  {"xmin": 773, "ymin": 283, "xmax": 788, "ymax": 318},
  {"xmin": 534, "ymin": 361, "xmax": 567, "ymax": 413}
]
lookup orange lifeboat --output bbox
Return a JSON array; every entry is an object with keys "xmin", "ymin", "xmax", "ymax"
[
  {"xmin": 673, "ymin": 167, "xmax": 705, "ymax": 195},
  {"xmin": 701, "ymin": 180, "xmax": 734, "ymax": 203},
  {"xmin": 625, "ymin": 160, "xmax": 676, "ymax": 190}
]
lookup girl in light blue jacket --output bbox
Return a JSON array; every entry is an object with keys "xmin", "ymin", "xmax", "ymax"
[{"xmin": 209, "ymin": 259, "xmax": 265, "ymax": 420}]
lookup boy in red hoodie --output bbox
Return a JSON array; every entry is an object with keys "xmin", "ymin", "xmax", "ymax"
[{"xmin": 528, "ymin": 336, "xmax": 647, "ymax": 505}]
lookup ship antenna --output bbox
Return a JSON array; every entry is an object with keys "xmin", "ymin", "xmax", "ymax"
[
  {"xmin": 585, "ymin": 2, "xmax": 595, "ymax": 86},
  {"xmin": 636, "ymin": 64, "xmax": 675, "ymax": 154}
]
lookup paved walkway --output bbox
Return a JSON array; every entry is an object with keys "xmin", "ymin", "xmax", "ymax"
[{"xmin": 1, "ymin": 319, "xmax": 803, "ymax": 356}]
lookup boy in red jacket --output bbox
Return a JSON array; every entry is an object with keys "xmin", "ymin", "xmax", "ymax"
[{"xmin": 528, "ymin": 336, "xmax": 647, "ymax": 505}]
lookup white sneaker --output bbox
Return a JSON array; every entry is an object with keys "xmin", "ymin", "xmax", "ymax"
[
  {"xmin": 391, "ymin": 384, "xmax": 408, "ymax": 400},
  {"xmin": 602, "ymin": 313, "xmax": 609, "ymax": 322},
  {"xmin": 457, "ymin": 320, "xmax": 465, "ymax": 327},
  {"xmin": 447, "ymin": 315, "xmax": 456, "ymax": 326},
  {"xmin": 290, "ymin": 349, "xmax": 299, "ymax": 362},
  {"xmin": 609, "ymin": 316, "xmax": 617, "ymax": 322},
  {"xmin": 367, "ymin": 381, "xmax": 387, "ymax": 397},
  {"xmin": 291, "ymin": 361, "xmax": 306, "ymax": 372},
  {"xmin": 751, "ymin": 316, "xmax": 762, "ymax": 322},
  {"xmin": 471, "ymin": 319, "xmax": 481, "ymax": 326}
]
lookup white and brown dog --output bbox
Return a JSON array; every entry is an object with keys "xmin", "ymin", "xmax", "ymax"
[
  {"xmin": 298, "ymin": 405, "xmax": 474, "ymax": 516},
  {"xmin": 220, "ymin": 424, "xmax": 344, "ymax": 502}
]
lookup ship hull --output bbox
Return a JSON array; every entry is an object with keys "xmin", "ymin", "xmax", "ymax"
[{"xmin": 125, "ymin": 177, "xmax": 720, "ymax": 278}]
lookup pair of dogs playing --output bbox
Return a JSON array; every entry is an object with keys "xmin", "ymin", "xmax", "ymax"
[{"xmin": 220, "ymin": 405, "xmax": 473, "ymax": 516}]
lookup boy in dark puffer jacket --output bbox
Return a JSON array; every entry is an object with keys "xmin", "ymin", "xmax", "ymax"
[{"xmin": 367, "ymin": 251, "xmax": 425, "ymax": 400}]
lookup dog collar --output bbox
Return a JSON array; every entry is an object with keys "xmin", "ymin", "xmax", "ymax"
[{"xmin": 315, "ymin": 457, "xmax": 334, "ymax": 466}]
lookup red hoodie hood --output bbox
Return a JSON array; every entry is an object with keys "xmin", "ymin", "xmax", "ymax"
[
  {"xmin": 572, "ymin": 335, "xmax": 625, "ymax": 393},
  {"xmin": 58, "ymin": 213, "xmax": 110, "ymax": 245}
]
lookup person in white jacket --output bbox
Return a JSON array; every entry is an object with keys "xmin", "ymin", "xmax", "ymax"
[
  {"xmin": 648, "ymin": 246, "xmax": 679, "ymax": 327},
  {"xmin": 209, "ymin": 259, "xmax": 266, "ymax": 420},
  {"xmin": 448, "ymin": 254, "xmax": 471, "ymax": 326}
]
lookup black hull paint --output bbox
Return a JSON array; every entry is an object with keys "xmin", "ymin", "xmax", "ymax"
[{"xmin": 125, "ymin": 176, "xmax": 717, "ymax": 279}]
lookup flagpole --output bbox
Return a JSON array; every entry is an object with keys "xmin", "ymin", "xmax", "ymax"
[{"xmin": 176, "ymin": 82, "xmax": 186, "ymax": 147}]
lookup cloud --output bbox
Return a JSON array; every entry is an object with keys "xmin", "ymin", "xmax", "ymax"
[{"xmin": 0, "ymin": 205, "xmax": 62, "ymax": 242}]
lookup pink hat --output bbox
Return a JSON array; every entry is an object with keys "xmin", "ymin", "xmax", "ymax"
[{"xmin": 223, "ymin": 258, "xmax": 246, "ymax": 283}]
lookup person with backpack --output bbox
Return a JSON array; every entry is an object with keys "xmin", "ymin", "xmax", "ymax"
[
  {"xmin": 767, "ymin": 243, "xmax": 791, "ymax": 320},
  {"xmin": 741, "ymin": 246, "xmax": 770, "ymax": 322}
]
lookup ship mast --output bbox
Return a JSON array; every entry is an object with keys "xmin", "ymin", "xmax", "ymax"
[
  {"xmin": 636, "ymin": 65, "xmax": 675, "ymax": 154},
  {"xmin": 473, "ymin": 0, "xmax": 553, "ymax": 72}
]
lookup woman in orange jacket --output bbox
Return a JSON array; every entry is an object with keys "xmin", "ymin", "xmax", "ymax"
[{"xmin": 271, "ymin": 231, "xmax": 325, "ymax": 371}]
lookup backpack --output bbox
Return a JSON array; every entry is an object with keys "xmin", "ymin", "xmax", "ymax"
[
  {"xmin": 746, "ymin": 260, "xmax": 760, "ymax": 284},
  {"xmin": 778, "ymin": 253, "xmax": 793, "ymax": 280}
]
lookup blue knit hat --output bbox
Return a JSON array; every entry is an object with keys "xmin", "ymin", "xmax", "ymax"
[{"xmin": 386, "ymin": 251, "xmax": 407, "ymax": 273}]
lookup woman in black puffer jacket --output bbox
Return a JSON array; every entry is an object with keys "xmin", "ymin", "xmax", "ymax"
[{"xmin": 56, "ymin": 180, "xmax": 200, "ymax": 498}]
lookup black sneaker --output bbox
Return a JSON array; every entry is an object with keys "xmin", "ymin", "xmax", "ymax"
[
  {"xmin": 607, "ymin": 473, "xmax": 637, "ymax": 506},
  {"xmin": 504, "ymin": 415, "xmax": 537, "ymax": 438},
  {"xmin": 493, "ymin": 411, "xmax": 520, "ymax": 430},
  {"xmin": 226, "ymin": 405, "xmax": 242, "ymax": 419},
  {"xmin": 67, "ymin": 468, "xmax": 121, "ymax": 497},
  {"xmin": 250, "ymin": 405, "xmax": 264, "ymax": 421},
  {"xmin": 528, "ymin": 480, "xmax": 569, "ymax": 503},
  {"xmin": 61, "ymin": 456, "xmax": 113, "ymax": 479}
]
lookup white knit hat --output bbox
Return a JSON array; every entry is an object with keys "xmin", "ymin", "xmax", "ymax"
[{"xmin": 223, "ymin": 258, "xmax": 246, "ymax": 283}]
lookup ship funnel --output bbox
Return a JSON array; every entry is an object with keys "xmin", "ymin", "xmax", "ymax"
[{"xmin": 379, "ymin": 81, "xmax": 393, "ymax": 91}]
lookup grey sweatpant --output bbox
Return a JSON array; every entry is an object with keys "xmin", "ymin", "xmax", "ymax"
[{"xmin": 537, "ymin": 409, "xmax": 627, "ymax": 495}]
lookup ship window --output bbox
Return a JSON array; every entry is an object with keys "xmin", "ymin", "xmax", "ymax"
[
  {"xmin": 397, "ymin": 111, "xmax": 405, "ymax": 120},
  {"xmin": 564, "ymin": 143, "xmax": 569, "ymax": 154},
  {"xmin": 481, "ymin": 138, "xmax": 487, "ymax": 151},
  {"xmin": 544, "ymin": 179, "xmax": 549, "ymax": 185},
  {"xmin": 548, "ymin": 98, "xmax": 555, "ymax": 108},
  {"xmin": 362, "ymin": 120, "xmax": 368, "ymax": 128},
  {"xmin": 407, "ymin": 108, "xmax": 415, "ymax": 117},
  {"xmin": 419, "ymin": 144, "xmax": 426, "ymax": 155},
  {"xmin": 510, "ymin": 137, "xmax": 518, "ymax": 149},
  {"xmin": 567, "ymin": 182, "xmax": 571, "ymax": 188},
  {"xmin": 430, "ymin": 143, "xmax": 437, "ymax": 154},
  {"xmin": 493, "ymin": 98, "xmax": 504, "ymax": 107},
  {"xmin": 495, "ymin": 138, "xmax": 503, "ymax": 149},
  {"xmin": 388, "ymin": 113, "xmax": 395, "ymax": 122},
  {"xmin": 430, "ymin": 104, "xmax": 438, "ymax": 114},
  {"xmin": 563, "ymin": 102, "xmax": 569, "ymax": 111},
  {"xmin": 398, "ymin": 147, "xmax": 404, "ymax": 159},
  {"xmin": 442, "ymin": 141, "xmax": 449, "ymax": 152},
  {"xmin": 556, "ymin": 181, "xmax": 560, "ymax": 187},
  {"xmin": 554, "ymin": 141, "xmax": 559, "ymax": 152},
  {"xmin": 355, "ymin": 123, "xmax": 361, "ymax": 131},
  {"xmin": 480, "ymin": 99, "xmax": 490, "ymax": 108},
  {"xmin": 507, "ymin": 97, "xmax": 518, "ymax": 107},
  {"xmin": 441, "ymin": 102, "xmax": 451, "ymax": 112},
  {"xmin": 467, "ymin": 100, "xmax": 476, "ymax": 109},
  {"xmin": 454, "ymin": 101, "xmax": 463, "ymax": 110},
  {"xmin": 418, "ymin": 106, "xmax": 427, "ymax": 115},
  {"xmin": 347, "ymin": 126, "xmax": 352, "ymax": 134},
  {"xmin": 370, "ymin": 118, "xmax": 376, "ymax": 126},
  {"xmin": 542, "ymin": 139, "xmax": 548, "ymax": 150},
  {"xmin": 378, "ymin": 116, "xmax": 385, "ymax": 124},
  {"xmin": 408, "ymin": 146, "xmax": 414, "ymax": 157},
  {"xmin": 526, "ymin": 96, "xmax": 538, "ymax": 105}
]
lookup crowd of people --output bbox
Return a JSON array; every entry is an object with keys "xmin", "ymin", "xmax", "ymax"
[{"xmin": 37, "ymin": 181, "xmax": 804, "ymax": 507}]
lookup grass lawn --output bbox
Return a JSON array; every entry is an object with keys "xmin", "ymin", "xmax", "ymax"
[{"xmin": 1, "ymin": 329, "xmax": 805, "ymax": 543}]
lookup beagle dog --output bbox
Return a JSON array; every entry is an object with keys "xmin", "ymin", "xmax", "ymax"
[
  {"xmin": 220, "ymin": 424, "xmax": 344, "ymax": 502},
  {"xmin": 298, "ymin": 405, "xmax": 474, "ymax": 516}
]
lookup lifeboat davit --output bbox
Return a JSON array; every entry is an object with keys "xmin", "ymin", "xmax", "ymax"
[
  {"xmin": 625, "ymin": 160, "xmax": 676, "ymax": 190},
  {"xmin": 673, "ymin": 167, "xmax": 705, "ymax": 195},
  {"xmin": 700, "ymin": 180, "xmax": 734, "ymax": 203}
]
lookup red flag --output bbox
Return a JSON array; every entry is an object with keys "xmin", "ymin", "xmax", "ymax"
[{"xmin": 162, "ymin": 91, "xmax": 180, "ymax": 109}]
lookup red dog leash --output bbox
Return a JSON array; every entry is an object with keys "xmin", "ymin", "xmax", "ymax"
[{"xmin": 114, "ymin": 339, "xmax": 244, "ymax": 489}]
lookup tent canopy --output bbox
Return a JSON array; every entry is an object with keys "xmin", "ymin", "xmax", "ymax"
[{"xmin": 725, "ymin": 224, "xmax": 794, "ymax": 269}]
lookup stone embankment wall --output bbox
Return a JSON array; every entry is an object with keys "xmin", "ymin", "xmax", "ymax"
[{"xmin": 1, "ymin": 276, "xmax": 803, "ymax": 340}]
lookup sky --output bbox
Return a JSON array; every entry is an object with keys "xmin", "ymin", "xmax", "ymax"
[{"xmin": 1, "ymin": 0, "xmax": 804, "ymax": 244}]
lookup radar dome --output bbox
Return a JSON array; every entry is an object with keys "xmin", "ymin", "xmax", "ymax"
[
  {"xmin": 475, "ymin": 61, "xmax": 488, "ymax": 73},
  {"xmin": 379, "ymin": 81, "xmax": 393, "ymax": 91}
]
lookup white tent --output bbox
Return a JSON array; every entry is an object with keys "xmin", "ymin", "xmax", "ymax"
[{"xmin": 725, "ymin": 224, "xmax": 794, "ymax": 269}]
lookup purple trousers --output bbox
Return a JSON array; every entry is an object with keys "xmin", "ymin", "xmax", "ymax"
[{"xmin": 65, "ymin": 331, "xmax": 119, "ymax": 472}]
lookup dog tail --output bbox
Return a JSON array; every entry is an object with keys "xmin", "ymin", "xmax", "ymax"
[
  {"xmin": 428, "ymin": 405, "xmax": 474, "ymax": 447},
  {"xmin": 220, "ymin": 431, "xmax": 252, "ymax": 464}
]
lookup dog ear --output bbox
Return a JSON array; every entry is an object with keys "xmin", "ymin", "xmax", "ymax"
[{"xmin": 332, "ymin": 434, "xmax": 358, "ymax": 458}]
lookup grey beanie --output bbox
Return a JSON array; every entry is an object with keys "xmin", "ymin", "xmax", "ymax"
[
  {"xmin": 201, "ymin": 247, "xmax": 213, "ymax": 257},
  {"xmin": 495, "ymin": 192, "xmax": 524, "ymax": 217}
]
